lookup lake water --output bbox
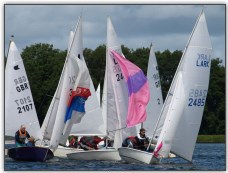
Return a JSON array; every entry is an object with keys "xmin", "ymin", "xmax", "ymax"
[{"xmin": 4, "ymin": 143, "xmax": 225, "ymax": 171}]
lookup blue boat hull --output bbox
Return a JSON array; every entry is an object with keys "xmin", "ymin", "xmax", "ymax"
[{"xmin": 8, "ymin": 147, "xmax": 54, "ymax": 162}]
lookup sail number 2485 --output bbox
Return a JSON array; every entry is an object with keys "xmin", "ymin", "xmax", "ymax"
[{"xmin": 188, "ymin": 89, "xmax": 207, "ymax": 107}]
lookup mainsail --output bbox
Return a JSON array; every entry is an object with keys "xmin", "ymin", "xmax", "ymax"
[
  {"xmin": 103, "ymin": 17, "xmax": 137, "ymax": 149},
  {"xmin": 43, "ymin": 16, "xmax": 105, "ymax": 148},
  {"xmin": 136, "ymin": 45, "xmax": 164, "ymax": 139},
  {"xmin": 5, "ymin": 40, "xmax": 42, "ymax": 140},
  {"xmin": 62, "ymin": 16, "xmax": 106, "ymax": 139},
  {"xmin": 48, "ymin": 17, "xmax": 82, "ymax": 150},
  {"xmin": 152, "ymin": 10, "xmax": 212, "ymax": 162},
  {"xmin": 41, "ymin": 31, "xmax": 74, "ymax": 141}
]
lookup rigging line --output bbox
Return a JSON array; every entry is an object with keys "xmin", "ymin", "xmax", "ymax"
[
  {"xmin": 108, "ymin": 126, "xmax": 127, "ymax": 133},
  {"xmin": 36, "ymin": 73, "xmax": 61, "ymax": 116},
  {"xmin": 5, "ymin": 35, "xmax": 14, "ymax": 62}
]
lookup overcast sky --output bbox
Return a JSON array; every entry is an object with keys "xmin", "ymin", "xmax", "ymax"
[{"xmin": 4, "ymin": 4, "xmax": 225, "ymax": 65}]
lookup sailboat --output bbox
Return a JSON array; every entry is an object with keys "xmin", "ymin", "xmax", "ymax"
[
  {"xmin": 118, "ymin": 44, "xmax": 166, "ymax": 162},
  {"xmin": 40, "ymin": 30, "xmax": 74, "ymax": 145},
  {"xmin": 67, "ymin": 17, "xmax": 149, "ymax": 161},
  {"xmin": 119, "ymin": 10, "xmax": 213, "ymax": 164},
  {"xmin": 60, "ymin": 19, "xmax": 106, "ymax": 144},
  {"xmin": 41, "ymin": 16, "xmax": 107, "ymax": 158},
  {"xmin": 40, "ymin": 16, "xmax": 89, "ymax": 157},
  {"xmin": 5, "ymin": 39, "xmax": 53, "ymax": 162}
]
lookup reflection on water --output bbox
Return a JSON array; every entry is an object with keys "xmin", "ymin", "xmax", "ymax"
[{"xmin": 4, "ymin": 143, "xmax": 225, "ymax": 171}]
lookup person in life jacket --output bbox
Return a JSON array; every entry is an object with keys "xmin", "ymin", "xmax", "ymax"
[
  {"xmin": 68, "ymin": 135, "xmax": 78, "ymax": 148},
  {"xmin": 79, "ymin": 136, "xmax": 104, "ymax": 150},
  {"xmin": 15, "ymin": 125, "xmax": 31, "ymax": 147},
  {"xmin": 134, "ymin": 128, "xmax": 150, "ymax": 151}
]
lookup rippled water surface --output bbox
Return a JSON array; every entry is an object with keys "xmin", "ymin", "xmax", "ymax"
[{"xmin": 4, "ymin": 143, "xmax": 225, "ymax": 171}]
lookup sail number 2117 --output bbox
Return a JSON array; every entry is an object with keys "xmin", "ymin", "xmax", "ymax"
[{"xmin": 188, "ymin": 89, "xmax": 207, "ymax": 107}]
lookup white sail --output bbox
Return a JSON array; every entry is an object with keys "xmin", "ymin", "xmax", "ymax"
[
  {"xmin": 5, "ymin": 41, "xmax": 42, "ymax": 140},
  {"xmin": 60, "ymin": 16, "xmax": 106, "ymax": 141},
  {"xmin": 153, "ymin": 11, "xmax": 212, "ymax": 162},
  {"xmin": 104, "ymin": 17, "xmax": 137, "ymax": 149},
  {"xmin": 136, "ymin": 45, "xmax": 163, "ymax": 138},
  {"xmin": 49, "ymin": 17, "xmax": 82, "ymax": 150},
  {"xmin": 96, "ymin": 83, "xmax": 100, "ymax": 105},
  {"xmin": 68, "ymin": 31, "xmax": 74, "ymax": 52},
  {"xmin": 41, "ymin": 30, "xmax": 75, "ymax": 140}
]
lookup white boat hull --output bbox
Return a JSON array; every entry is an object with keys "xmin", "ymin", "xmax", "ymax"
[
  {"xmin": 118, "ymin": 147, "xmax": 160, "ymax": 164},
  {"xmin": 67, "ymin": 148, "xmax": 121, "ymax": 161},
  {"xmin": 54, "ymin": 146, "xmax": 83, "ymax": 158}
]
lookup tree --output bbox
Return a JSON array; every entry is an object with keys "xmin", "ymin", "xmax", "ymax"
[
  {"xmin": 21, "ymin": 43, "xmax": 66, "ymax": 124},
  {"xmin": 14, "ymin": 43, "xmax": 224, "ymax": 134}
]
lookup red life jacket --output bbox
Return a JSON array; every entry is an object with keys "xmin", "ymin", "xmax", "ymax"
[
  {"xmin": 19, "ymin": 130, "xmax": 27, "ymax": 140},
  {"xmin": 80, "ymin": 136, "xmax": 103, "ymax": 150}
]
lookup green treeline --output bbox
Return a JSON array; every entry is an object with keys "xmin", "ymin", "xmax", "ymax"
[{"xmin": 11, "ymin": 43, "xmax": 225, "ymax": 135}]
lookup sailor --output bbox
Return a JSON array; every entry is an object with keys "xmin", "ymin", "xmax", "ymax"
[
  {"xmin": 134, "ymin": 128, "xmax": 150, "ymax": 151},
  {"xmin": 68, "ymin": 135, "xmax": 78, "ymax": 148},
  {"xmin": 79, "ymin": 136, "xmax": 104, "ymax": 150},
  {"xmin": 15, "ymin": 125, "xmax": 31, "ymax": 147}
]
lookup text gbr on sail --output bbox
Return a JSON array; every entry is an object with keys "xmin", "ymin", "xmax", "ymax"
[
  {"xmin": 196, "ymin": 53, "xmax": 210, "ymax": 67},
  {"xmin": 14, "ymin": 76, "xmax": 29, "ymax": 92}
]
